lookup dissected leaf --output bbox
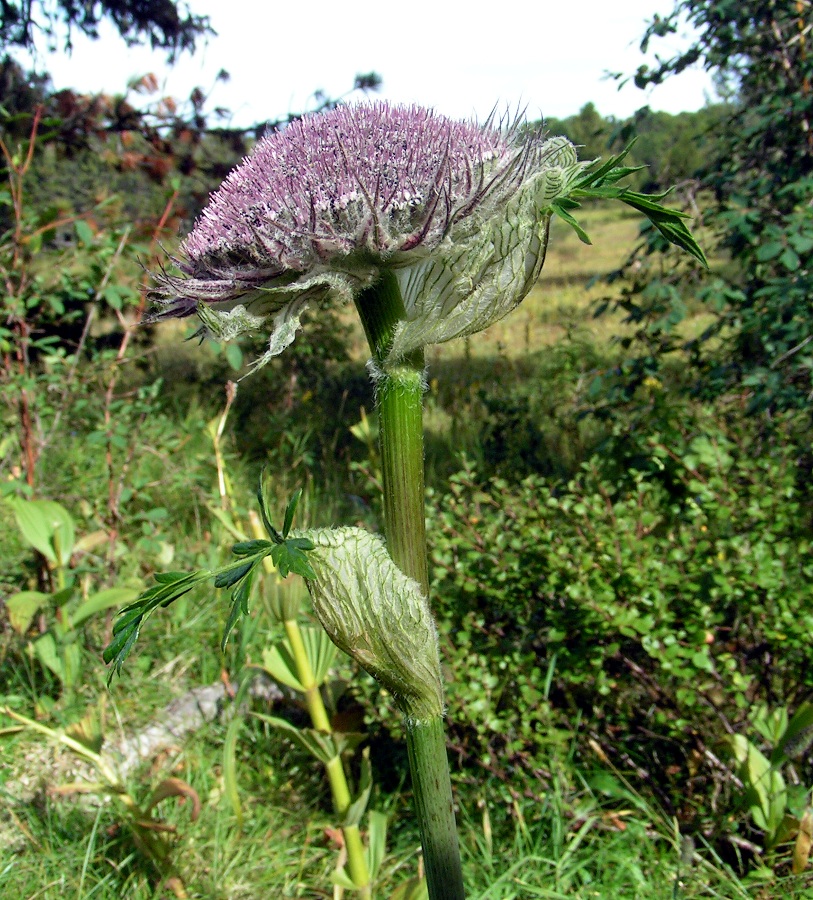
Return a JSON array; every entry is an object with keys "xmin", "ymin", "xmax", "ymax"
[
  {"xmin": 283, "ymin": 488, "xmax": 303, "ymax": 538},
  {"xmin": 257, "ymin": 641, "xmax": 305, "ymax": 692},
  {"xmin": 70, "ymin": 587, "xmax": 139, "ymax": 629},
  {"xmin": 253, "ymin": 713, "xmax": 342, "ymax": 766}
]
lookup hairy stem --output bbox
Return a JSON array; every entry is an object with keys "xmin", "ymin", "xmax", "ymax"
[{"xmin": 355, "ymin": 270, "xmax": 465, "ymax": 900}]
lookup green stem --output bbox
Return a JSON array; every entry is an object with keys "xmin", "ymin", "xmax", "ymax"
[
  {"xmin": 355, "ymin": 271, "xmax": 466, "ymax": 900},
  {"xmin": 283, "ymin": 619, "xmax": 372, "ymax": 897},
  {"xmin": 407, "ymin": 719, "xmax": 465, "ymax": 897},
  {"xmin": 283, "ymin": 618, "xmax": 331, "ymax": 733}
]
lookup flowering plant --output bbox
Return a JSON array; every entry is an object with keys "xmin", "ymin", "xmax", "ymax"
[
  {"xmin": 109, "ymin": 102, "xmax": 704, "ymax": 899},
  {"xmin": 152, "ymin": 102, "xmax": 703, "ymax": 370}
]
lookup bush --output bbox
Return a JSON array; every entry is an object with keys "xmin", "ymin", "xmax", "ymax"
[{"xmin": 421, "ymin": 408, "xmax": 813, "ymax": 830}]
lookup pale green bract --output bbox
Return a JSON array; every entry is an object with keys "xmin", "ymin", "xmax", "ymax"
[
  {"xmin": 388, "ymin": 137, "xmax": 584, "ymax": 364},
  {"xmin": 152, "ymin": 104, "xmax": 595, "ymax": 372},
  {"xmin": 299, "ymin": 526, "xmax": 444, "ymax": 723}
]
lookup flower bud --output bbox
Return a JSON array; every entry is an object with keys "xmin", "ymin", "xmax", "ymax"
[{"xmin": 300, "ymin": 526, "xmax": 443, "ymax": 723}]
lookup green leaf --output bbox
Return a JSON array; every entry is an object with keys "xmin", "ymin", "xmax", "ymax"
[
  {"xmin": 213, "ymin": 560, "xmax": 253, "ymax": 589},
  {"xmin": 366, "ymin": 809, "xmax": 388, "ymax": 880},
  {"xmin": 70, "ymin": 587, "xmax": 139, "ymax": 629},
  {"xmin": 104, "ymin": 570, "xmax": 210, "ymax": 677},
  {"xmin": 252, "ymin": 713, "xmax": 341, "ymax": 766},
  {"xmin": 74, "ymin": 219, "xmax": 94, "ymax": 246},
  {"xmin": 566, "ymin": 147, "xmax": 708, "ymax": 267},
  {"xmin": 231, "ymin": 539, "xmax": 273, "ymax": 556},
  {"xmin": 6, "ymin": 590, "xmax": 49, "ymax": 633},
  {"xmin": 257, "ymin": 641, "xmax": 305, "ymax": 692},
  {"xmin": 222, "ymin": 676, "xmax": 252, "ymax": 828},
  {"xmin": 221, "ymin": 568, "xmax": 256, "ymax": 650},
  {"xmin": 778, "ymin": 702, "xmax": 813, "ymax": 762},
  {"xmin": 33, "ymin": 632, "xmax": 65, "ymax": 682},
  {"xmin": 756, "ymin": 241, "xmax": 784, "ymax": 262},
  {"xmin": 270, "ymin": 539, "xmax": 315, "ymax": 579},
  {"xmin": 102, "ymin": 284, "xmax": 123, "ymax": 310},
  {"xmin": 550, "ymin": 199, "xmax": 592, "ymax": 244},
  {"xmin": 282, "ymin": 488, "xmax": 303, "ymax": 538},
  {"xmin": 256, "ymin": 472, "xmax": 281, "ymax": 543},
  {"xmin": 299, "ymin": 625, "xmax": 340, "ymax": 686},
  {"xmin": 7, "ymin": 497, "xmax": 75, "ymax": 566},
  {"xmin": 225, "ymin": 342, "xmax": 243, "ymax": 371},
  {"xmin": 730, "ymin": 734, "xmax": 787, "ymax": 839},
  {"xmin": 342, "ymin": 747, "xmax": 373, "ymax": 827},
  {"xmin": 780, "ymin": 247, "xmax": 800, "ymax": 271}
]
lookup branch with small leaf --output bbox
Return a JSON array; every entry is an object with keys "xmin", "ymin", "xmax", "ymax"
[
  {"xmin": 550, "ymin": 145, "xmax": 709, "ymax": 267},
  {"xmin": 104, "ymin": 485, "xmax": 313, "ymax": 680}
]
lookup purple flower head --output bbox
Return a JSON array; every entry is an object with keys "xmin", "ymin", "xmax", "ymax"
[{"xmin": 153, "ymin": 102, "xmax": 589, "ymax": 368}]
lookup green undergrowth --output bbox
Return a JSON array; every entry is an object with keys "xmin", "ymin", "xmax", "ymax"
[{"xmin": 3, "ymin": 199, "xmax": 812, "ymax": 895}]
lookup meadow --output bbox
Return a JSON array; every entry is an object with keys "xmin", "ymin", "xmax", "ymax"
[{"xmin": 2, "ymin": 201, "xmax": 812, "ymax": 900}]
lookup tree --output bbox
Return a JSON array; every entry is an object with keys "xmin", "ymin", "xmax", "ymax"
[
  {"xmin": 605, "ymin": 0, "xmax": 813, "ymax": 413},
  {"xmin": 0, "ymin": 0, "xmax": 212, "ymax": 59}
]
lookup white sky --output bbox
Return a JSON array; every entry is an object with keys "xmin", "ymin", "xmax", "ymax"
[{"xmin": 19, "ymin": 0, "xmax": 717, "ymax": 126}]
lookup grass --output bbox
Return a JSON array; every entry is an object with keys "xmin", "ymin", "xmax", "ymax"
[{"xmin": 4, "ymin": 729, "xmax": 795, "ymax": 900}]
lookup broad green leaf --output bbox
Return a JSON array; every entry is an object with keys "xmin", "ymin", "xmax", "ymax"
[
  {"xmin": 70, "ymin": 587, "xmax": 139, "ymax": 629},
  {"xmin": 366, "ymin": 809, "xmax": 388, "ymax": 879},
  {"xmin": 33, "ymin": 633, "xmax": 65, "ymax": 682},
  {"xmin": 6, "ymin": 591, "xmax": 49, "ymax": 633},
  {"xmin": 731, "ymin": 734, "xmax": 786, "ymax": 838},
  {"xmin": 225, "ymin": 342, "xmax": 243, "ymax": 371},
  {"xmin": 778, "ymin": 702, "xmax": 813, "ymax": 763},
  {"xmin": 74, "ymin": 219, "xmax": 94, "ymax": 246},
  {"xmin": 8, "ymin": 498, "xmax": 75, "ymax": 566},
  {"xmin": 62, "ymin": 641, "xmax": 81, "ymax": 689}
]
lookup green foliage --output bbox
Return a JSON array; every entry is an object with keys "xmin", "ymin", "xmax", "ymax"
[
  {"xmin": 2, "ymin": 704, "xmax": 197, "ymax": 891},
  {"xmin": 543, "ymin": 102, "xmax": 730, "ymax": 192},
  {"xmin": 105, "ymin": 483, "xmax": 314, "ymax": 677},
  {"xmin": 4, "ymin": 497, "xmax": 139, "ymax": 696},
  {"xmin": 553, "ymin": 147, "xmax": 707, "ymax": 267},
  {"xmin": 727, "ymin": 702, "xmax": 813, "ymax": 872},
  {"xmin": 600, "ymin": 0, "xmax": 813, "ymax": 412},
  {"xmin": 417, "ymin": 409, "xmax": 813, "ymax": 843}
]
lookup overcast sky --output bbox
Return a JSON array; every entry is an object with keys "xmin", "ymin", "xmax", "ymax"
[{"xmin": 20, "ymin": 0, "xmax": 717, "ymax": 126}]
